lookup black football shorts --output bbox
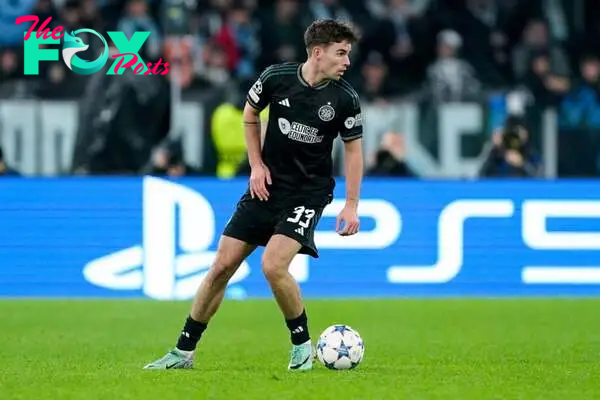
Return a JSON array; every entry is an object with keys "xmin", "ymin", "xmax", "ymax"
[{"xmin": 223, "ymin": 190, "xmax": 333, "ymax": 258}]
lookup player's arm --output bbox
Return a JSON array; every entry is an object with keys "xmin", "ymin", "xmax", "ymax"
[
  {"xmin": 337, "ymin": 98, "xmax": 363, "ymax": 236},
  {"xmin": 243, "ymin": 103, "xmax": 265, "ymax": 169},
  {"xmin": 244, "ymin": 102, "xmax": 272, "ymax": 201},
  {"xmin": 336, "ymin": 136, "xmax": 363, "ymax": 236},
  {"xmin": 343, "ymin": 138, "xmax": 363, "ymax": 210},
  {"xmin": 244, "ymin": 67, "xmax": 277, "ymax": 201}
]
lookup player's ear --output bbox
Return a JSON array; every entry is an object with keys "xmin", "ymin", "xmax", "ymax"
[{"xmin": 312, "ymin": 46, "xmax": 321, "ymax": 58}]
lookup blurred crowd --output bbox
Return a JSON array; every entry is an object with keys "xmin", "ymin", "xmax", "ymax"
[{"xmin": 0, "ymin": 0, "xmax": 599, "ymax": 178}]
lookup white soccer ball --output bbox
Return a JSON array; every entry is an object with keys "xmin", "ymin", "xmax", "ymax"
[{"xmin": 316, "ymin": 324, "xmax": 365, "ymax": 370}]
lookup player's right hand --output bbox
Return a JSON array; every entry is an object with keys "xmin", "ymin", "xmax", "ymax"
[{"xmin": 250, "ymin": 163, "xmax": 272, "ymax": 201}]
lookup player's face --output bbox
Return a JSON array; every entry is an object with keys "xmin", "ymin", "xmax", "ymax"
[{"xmin": 317, "ymin": 41, "xmax": 351, "ymax": 80}]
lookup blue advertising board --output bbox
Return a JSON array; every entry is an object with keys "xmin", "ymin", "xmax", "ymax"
[{"xmin": 1, "ymin": 177, "xmax": 600, "ymax": 299}]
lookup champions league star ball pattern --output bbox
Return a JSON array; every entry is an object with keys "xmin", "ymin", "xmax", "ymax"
[{"xmin": 316, "ymin": 325, "xmax": 365, "ymax": 370}]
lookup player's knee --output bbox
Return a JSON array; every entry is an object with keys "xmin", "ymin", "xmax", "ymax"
[
  {"xmin": 210, "ymin": 253, "xmax": 240, "ymax": 285},
  {"xmin": 261, "ymin": 253, "xmax": 287, "ymax": 282}
]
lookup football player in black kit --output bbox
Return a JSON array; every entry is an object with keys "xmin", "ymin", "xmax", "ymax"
[{"xmin": 144, "ymin": 19, "xmax": 364, "ymax": 372}]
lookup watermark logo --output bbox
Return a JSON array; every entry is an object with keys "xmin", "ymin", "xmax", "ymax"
[
  {"xmin": 62, "ymin": 29, "xmax": 108, "ymax": 75},
  {"xmin": 16, "ymin": 15, "xmax": 170, "ymax": 75}
]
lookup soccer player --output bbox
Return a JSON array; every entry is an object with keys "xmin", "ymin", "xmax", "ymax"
[{"xmin": 144, "ymin": 19, "xmax": 364, "ymax": 371}]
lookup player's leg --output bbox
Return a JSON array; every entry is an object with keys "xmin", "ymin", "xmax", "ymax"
[
  {"xmin": 181, "ymin": 235, "xmax": 257, "ymax": 345},
  {"xmin": 262, "ymin": 234, "xmax": 313, "ymax": 371},
  {"xmin": 266, "ymin": 197, "xmax": 329, "ymax": 371},
  {"xmin": 143, "ymin": 235, "xmax": 256, "ymax": 369},
  {"xmin": 262, "ymin": 234, "xmax": 304, "ymax": 320}
]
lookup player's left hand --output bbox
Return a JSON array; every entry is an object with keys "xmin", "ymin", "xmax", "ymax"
[{"xmin": 336, "ymin": 205, "xmax": 359, "ymax": 236}]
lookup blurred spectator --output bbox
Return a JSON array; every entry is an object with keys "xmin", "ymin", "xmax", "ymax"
[
  {"xmin": 425, "ymin": 30, "xmax": 481, "ymax": 103},
  {"xmin": 164, "ymin": 37, "xmax": 199, "ymax": 89},
  {"xmin": 367, "ymin": 132, "xmax": 415, "ymax": 177},
  {"xmin": 0, "ymin": 48, "xmax": 21, "ymax": 83},
  {"xmin": 355, "ymin": 51, "xmax": 397, "ymax": 103},
  {"xmin": 71, "ymin": 62, "xmax": 171, "ymax": 174},
  {"xmin": 513, "ymin": 18, "xmax": 571, "ymax": 108},
  {"xmin": 212, "ymin": 2, "xmax": 258, "ymax": 80},
  {"xmin": 307, "ymin": 0, "xmax": 353, "ymax": 24},
  {"xmin": 451, "ymin": 0, "xmax": 516, "ymax": 88},
  {"xmin": 117, "ymin": 0, "xmax": 161, "ymax": 60},
  {"xmin": 359, "ymin": 0, "xmax": 422, "ymax": 93},
  {"xmin": 143, "ymin": 138, "xmax": 201, "ymax": 177},
  {"xmin": 196, "ymin": 39, "xmax": 232, "ymax": 87},
  {"xmin": 478, "ymin": 116, "xmax": 542, "ymax": 177},
  {"xmin": 521, "ymin": 50, "xmax": 570, "ymax": 107},
  {"xmin": 512, "ymin": 19, "xmax": 569, "ymax": 79},
  {"xmin": 556, "ymin": 54, "xmax": 600, "ymax": 176},
  {"xmin": 257, "ymin": 0, "xmax": 306, "ymax": 68},
  {"xmin": 213, "ymin": 81, "xmax": 268, "ymax": 178},
  {"xmin": 60, "ymin": 0, "xmax": 84, "ymax": 32},
  {"xmin": 79, "ymin": 0, "xmax": 102, "ymax": 30},
  {"xmin": 559, "ymin": 54, "xmax": 600, "ymax": 130},
  {"xmin": 0, "ymin": 0, "xmax": 38, "ymax": 46},
  {"xmin": 0, "ymin": 47, "xmax": 27, "ymax": 98},
  {"xmin": 0, "ymin": 145, "xmax": 20, "ymax": 176}
]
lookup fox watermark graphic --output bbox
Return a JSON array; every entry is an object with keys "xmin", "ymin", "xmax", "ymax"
[
  {"xmin": 16, "ymin": 15, "xmax": 170, "ymax": 75},
  {"xmin": 61, "ymin": 29, "xmax": 108, "ymax": 75}
]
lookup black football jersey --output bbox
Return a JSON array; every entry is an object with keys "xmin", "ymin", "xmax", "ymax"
[{"xmin": 246, "ymin": 62, "xmax": 362, "ymax": 195}]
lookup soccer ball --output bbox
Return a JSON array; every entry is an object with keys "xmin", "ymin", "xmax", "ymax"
[{"xmin": 316, "ymin": 324, "xmax": 365, "ymax": 370}]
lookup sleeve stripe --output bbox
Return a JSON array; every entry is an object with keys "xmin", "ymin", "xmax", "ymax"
[
  {"xmin": 262, "ymin": 70, "xmax": 297, "ymax": 82},
  {"xmin": 338, "ymin": 79, "xmax": 360, "ymax": 98},
  {"xmin": 246, "ymin": 95, "xmax": 261, "ymax": 109},
  {"xmin": 269, "ymin": 64, "xmax": 298, "ymax": 73},
  {"xmin": 260, "ymin": 66, "xmax": 297, "ymax": 82},
  {"xmin": 342, "ymin": 133, "xmax": 362, "ymax": 142},
  {"xmin": 247, "ymin": 64, "xmax": 296, "ymax": 110},
  {"xmin": 333, "ymin": 80, "xmax": 361, "ymax": 109}
]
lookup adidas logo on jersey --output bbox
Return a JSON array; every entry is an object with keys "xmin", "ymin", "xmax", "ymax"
[
  {"xmin": 278, "ymin": 98, "xmax": 290, "ymax": 107},
  {"xmin": 295, "ymin": 227, "xmax": 305, "ymax": 235}
]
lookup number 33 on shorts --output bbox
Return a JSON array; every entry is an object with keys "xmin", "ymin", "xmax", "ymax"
[
  {"xmin": 287, "ymin": 206, "xmax": 316, "ymax": 227},
  {"xmin": 285, "ymin": 205, "xmax": 320, "ymax": 236}
]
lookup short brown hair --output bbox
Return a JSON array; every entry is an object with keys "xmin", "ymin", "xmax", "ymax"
[{"xmin": 304, "ymin": 19, "xmax": 359, "ymax": 51}]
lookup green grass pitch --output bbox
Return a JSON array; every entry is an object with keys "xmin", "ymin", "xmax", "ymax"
[{"xmin": 1, "ymin": 299, "xmax": 599, "ymax": 399}]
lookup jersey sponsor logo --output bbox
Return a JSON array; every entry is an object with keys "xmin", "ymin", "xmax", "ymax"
[
  {"xmin": 278, "ymin": 117, "xmax": 323, "ymax": 144},
  {"xmin": 278, "ymin": 118, "xmax": 292, "ymax": 134},
  {"xmin": 278, "ymin": 98, "xmax": 290, "ymax": 107},
  {"xmin": 344, "ymin": 116, "xmax": 355, "ymax": 129},
  {"xmin": 344, "ymin": 113, "xmax": 362, "ymax": 129},
  {"xmin": 318, "ymin": 103, "xmax": 335, "ymax": 122}
]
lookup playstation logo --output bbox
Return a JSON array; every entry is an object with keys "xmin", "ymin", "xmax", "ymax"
[{"xmin": 82, "ymin": 177, "xmax": 250, "ymax": 300}]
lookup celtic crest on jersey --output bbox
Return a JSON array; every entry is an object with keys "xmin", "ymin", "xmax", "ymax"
[{"xmin": 318, "ymin": 104, "xmax": 335, "ymax": 122}]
